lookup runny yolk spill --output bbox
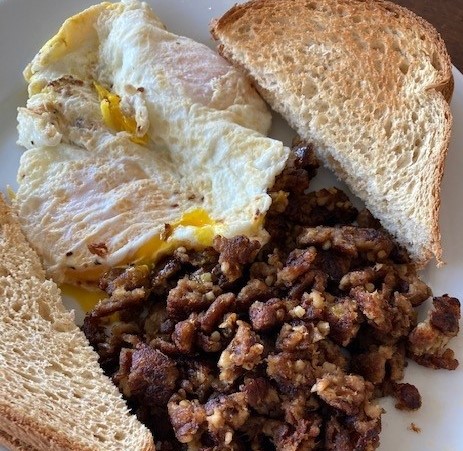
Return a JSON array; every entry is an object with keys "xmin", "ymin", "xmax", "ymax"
[
  {"xmin": 134, "ymin": 209, "xmax": 217, "ymax": 264},
  {"xmin": 60, "ymin": 283, "xmax": 108, "ymax": 313},
  {"xmin": 176, "ymin": 209, "xmax": 217, "ymax": 244},
  {"xmin": 94, "ymin": 83, "xmax": 148, "ymax": 145},
  {"xmin": 61, "ymin": 210, "xmax": 236, "ymax": 313}
]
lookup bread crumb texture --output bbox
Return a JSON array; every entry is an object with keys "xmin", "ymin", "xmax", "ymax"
[
  {"xmin": 0, "ymin": 195, "xmax": 154, "ymax": 450},
  {"xmin": 212, "ymin": 0, "xmax": 453, "ymax": 266}
]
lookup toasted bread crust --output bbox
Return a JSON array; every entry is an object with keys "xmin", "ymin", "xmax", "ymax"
[
  {"xmin": 0, "ymin": 406, "xmax": 92, "ymax": 451},
  {"xmin": 0, "ymin": 429, "xmax": 37, "ymax": 451},
  {"xmin": 212, "ymin": 0, "xmax": 453, "ymax": 97},
  {"xmin": 0, "ymin": 407, "xmax": 155, "ymax": 451},
  {"xmin": 212, "ymin": 0, "xmax": 453, "ymax": 266},
  {"xmin": 0, "ymin": 402, "xmax": 155, "ymax": 451}
]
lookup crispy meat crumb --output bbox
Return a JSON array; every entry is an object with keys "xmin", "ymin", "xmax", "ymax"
[
  {"xmin": 83, "ymin": 142, "xmax": 460, "ymax": 451},
  {"xmin": 393, "ymin": 382, "xmax": 422, "ymax": 411},
  {"xmin": 408, "ymin": 295, "xmax": 460, "ymax": 369}
]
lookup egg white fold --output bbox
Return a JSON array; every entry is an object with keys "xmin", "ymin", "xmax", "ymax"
[{"xmin": 15, "ymin": 0, "xmax": 289, "ymax": 285}]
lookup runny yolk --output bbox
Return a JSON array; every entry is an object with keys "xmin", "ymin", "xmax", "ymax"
[
  {"xmin": 61, "ymin": 209, "xmax": 217, "ymax": 312},
  {"xmin": 61, "ymin": 210, "xmax": 235, "ymax": 313},
  {"xmin": 133, "ymin": 209, "xmax": 218, "ymax": 264},
  {"xmin": 94, "ymin": 83, "xmax": 148, "ymax": 145},
  {"xmin": 60, "ymin": 283, "xmax": 108, "ymax": 313},
  {"xmin": 176, "ymin": 209, "xmax": 217, "ymax": 244}
]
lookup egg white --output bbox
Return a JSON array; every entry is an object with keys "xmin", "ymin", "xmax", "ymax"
[{"xmin": 15, "ymin": 0, "xmax": 289, "ymax": 285}]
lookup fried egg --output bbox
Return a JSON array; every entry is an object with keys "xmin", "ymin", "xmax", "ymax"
[{"xmin": 15, "ymin": 0, "xmax": 289, "ymax": 286}]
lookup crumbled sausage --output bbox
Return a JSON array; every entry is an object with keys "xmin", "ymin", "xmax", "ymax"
[
  {"xmin": 167, "ymin": 395, "xmax": 206, "ymax": 444},
  {"xmin": 267, "ymin": 352, "xmax": 315, "ymax": 395},
  {"xmin": 196, "ymin": 331, "xmax": 224, "ymax": 353},
  {"xmin": 385, "ymin": 293, "xmax": 416, "ymax": 341},
  {"xmin": 339, "ymin": 264, "xmax": 390, "ymax": 291},
  {"xmin": 205, "ymin": 393, "xmax": 249, "ymax": 444},
  {"xmin": 352, "ymin": 345, "xmax": 394, "ymax": 385},
  {"xmin": 236, "ymin": 278, "xmax": 274, "ymax": 310},
  {"xmin": 276, "ymin": 322, "xmax": 327, "ymax": 354},
  {"xmin": 313, "ymin": 250, "xmax": 353, "ymax": 282},
  {"xmin": 177, "ymin": 359, "xmax": 216, "ymax": 402},
  {"xmin": 397, "ymin": 265, "xmax": 432, "ymax": 306},
  {"xmin": 166, "ymin": 276, "xmax": 220, "ymax": 320},
  {"xmin": 411, "ymin": 348, "xmax": 459, "ymax": 370},
  {"xmin": 324, "ymin": 416, "xmax": 353, "ymax": 451},
  {"xmin": 213, "ymin": 235, "xmax": 260, "ymax": 282},
  {"xmin": 356, "ymin": 208, "xmax": 382, "ymax": 229},
  {"xmin": 388, "ymin": 343, "xmax": 407, "ymax": 382},
  {"xmin": 83, "ymin": 141, "xmax": 459, "ymax": 451},
  {"xmin": 242, "ymin": 377, "xmax": 281, "ymax": 416},
  {"xmin": 249, "ymin": 298, "xmax": 287, "ymax": 331},
  {"xmin": 315, "ymin": 341, "xmax": 349, "ymax": 372},
  {"xmin": 143, "ymin": 300, "xmax": 168, "ymax": 333},
  {"xmin": 286, "ymin": 188, "xmax": 358, "ymax": 226},
  {"xmin": 325, "ymin": 413, "xmax": 381, "ymax": 451},
  {"xmin": 276, "ymin": 247, "xmax": 317, "ymax": 286},
  {"xmin": 312, "ymin": 372, "xmax": 368, "ymax": 415},
  {"xmin": 392, "ymin": 383, "xmax": 422, "ymax": 411},
  {"xmin": 200, "ymin": 293, "xmax": 235, "ymax": 333},
  {"xmin": 350, "ymin": 286, "xmax": 393, "ymax": 334},
  {"xmin": 280, "ymin": 393, "xmax": 319, "ymax": 425},
  {"xmin": 82, "ymin": 315, "xmax": 107, "ymax": 350},
  {"xmin": 172, "ymin": 315, "xmax": 197, "ymax": 354},
  {"xmin": 326, "ymin": 297, "xmax": 360, "ymax": 346},
  {"xmin": 91, "ymin": 265, "xmax": 151, "ymax": 318},
  {"xmin": 271, "ymin": 141, "xmax": 318, "ymax": 195},
  {"xmin": 218, "ymin": 320, "xmax": 264, "ymax": 384},
  {"xmin": 119, "ymin": 344, "xmax": 179, "ymax": 406},
  {"xmin": 408, "ymin": 295, "xmax": 460, "ymax": 369},
  {"xmin": 429, "ymin": 295, "xmax": 460, "ymax": 334},
  {"xmin": 291, "ymin": 272, "xmax": 328, "ymax": 302},
  {"xmin": 261, "ymin": 416, "xmax": 321, "ymax": 451},
  {"xmin": 298, "ymin": 226, "xmax": 395, "ymax": 261},
  {"xmin": 100, "ymin": 264, "xmax": 150, "ymax": 295},
  {"xmin": 150, "ymin": 255, "xmax": 183, "ymax": 294},
  {"xmin": 90, "ymin": 288, "xmax": 149, "ymax": 318}
]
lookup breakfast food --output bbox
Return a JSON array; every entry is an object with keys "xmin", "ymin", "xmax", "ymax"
[
  {"xmin": 211, "ymin": 0, "xmax": 454, "ymax": 267},
  {"xmin": 83, "ymin": 143, "xmax": 460, "ymax": 450},
  {"xmin": 14, "ymin": 0, "xmax": 289, "ymax": 286},
  {"xmin": 0, "ymin": 195, "xmax": 154, "ymax": 451},
  {"xmin": 5, "ymin": 0, "xmax": 461, "ymax": 450}
]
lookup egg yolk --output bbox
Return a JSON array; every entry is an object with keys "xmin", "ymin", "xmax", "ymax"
[
  {"xmin": 61, "ymin": 209, "xmax": 267, "ymax": 314},
  {"xmin": 62, "ymin": 210, "xmax": 217, "ymax": 312},
  {"xmin": 94, "ymin": 83, "xmax": 148, "ymax": 145},
  {"xmin": 134, "ymin": 208, "xmax": 218, "ymax": 264},
  {"xmin": 60, "ymin": 283, "xmax": 108, "ymax": 313}
]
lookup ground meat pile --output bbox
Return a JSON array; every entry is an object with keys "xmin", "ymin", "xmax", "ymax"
[{"xmin": 83, "ymin": 141, "xmax": 460, "ymax": 451}]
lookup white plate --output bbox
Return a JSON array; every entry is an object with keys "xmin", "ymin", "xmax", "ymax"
[{"xmin": 0, "ymin": 1, "xmax": 462, "ymax": 450}]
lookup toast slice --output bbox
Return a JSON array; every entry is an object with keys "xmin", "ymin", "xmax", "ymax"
[
  {"xmin": 0, "ymin": 195, "xmax": 154, "ymax": 451},
  {"xmin": 0, "ymin": 430, "xmax": 35, "ymax": 451},
  {"xmin": 211, "ymin": 0, "xmax": 453, "ymax": 266}
]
